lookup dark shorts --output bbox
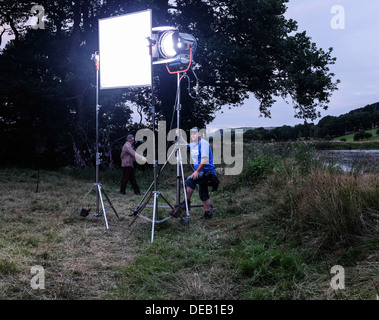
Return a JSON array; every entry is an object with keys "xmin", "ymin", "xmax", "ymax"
[{"xmin": 185, "ymin": 171, "xmax": 213, "ymax": 201}]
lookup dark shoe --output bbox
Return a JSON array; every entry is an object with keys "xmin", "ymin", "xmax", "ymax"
[
  {"xmin": 120, "ymin": 191, "xmax": 126, "ymax": 195},
  {"xmin": 199, "ymin": 211, "xmax": 212, "ymax": 220}
]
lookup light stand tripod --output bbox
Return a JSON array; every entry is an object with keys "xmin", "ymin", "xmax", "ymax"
[
  {"xmin": 71, "ymin": 52, "xmax": 119, "ymax": 229},
  {"xmin": 129, "ymin": 43, "xmax": 192, "ymax": 242}
]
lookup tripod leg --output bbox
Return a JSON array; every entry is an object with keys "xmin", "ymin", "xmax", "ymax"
[
  {"xmin": 97, "ymin": 184, "xmax": 109, "ymax": 230},
  {"xmin": 158, "ymin": 193, "xmax": 174, "ymax": 210},
  {"xmin": 131, "ymin": 191, "xmax": 153, "ymax": 218},
  {"xmin": 101, "ymin": 187, "xmax": 119, "ymax": 219},
  {"xmin": 151, "ymin": 191, "xmax": 158, "ymax": 243},
  {"xmin": 129, "ymin": 144, "xmax": 186, "ymax": 239},
  {"xmin": 129, "ymin": 213, "xmax": 139, "ymax": 227},
  {"xmin": 135, "ymin": 144, "xmax": 177, "ymax": 208},
  {"xmin": 135, "ymin": 179, "xmax": 154, "ymax": 208},
  {"xmin": 179, "ymin": 149, "xmax": 190, "ymax": 218}
]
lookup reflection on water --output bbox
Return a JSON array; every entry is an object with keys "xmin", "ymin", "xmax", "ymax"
[{"xmin": 316, "ymin": 150, "xmax": 379, "ymax": 173}]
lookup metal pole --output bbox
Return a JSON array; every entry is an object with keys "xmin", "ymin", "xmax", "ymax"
[
  {"xmin": 149, "ymin": 39, "xmax": 158, "ymax": 242},
  {"xmin": 176, "ymin": 73, "xmax": 181, "ymax": 205},
  {"xmin": 95, "ymin": 52, "xmax": 100, "ymax": 214},
  {"xmin": 151, "ymin": 192, "xmax": 157, "ymax": 242}
]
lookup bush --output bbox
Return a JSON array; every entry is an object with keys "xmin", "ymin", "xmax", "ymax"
[
  {"xmin": 354, "ymin": 130, "xmax": 372, "ymax": 141},
  {"xmin": 247, "ymin": 155, "xmax": 276, "ymax": 184}
]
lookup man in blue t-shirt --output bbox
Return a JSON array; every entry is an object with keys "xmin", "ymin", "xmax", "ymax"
[{"xmin": 184, "ymin": 127, "xmax": 216, "ymax": 220}]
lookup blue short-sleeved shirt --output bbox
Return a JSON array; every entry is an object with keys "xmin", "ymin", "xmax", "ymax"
[{"xmin": 188, "ymin": 138, "xmax": 216, "ymax": 175}]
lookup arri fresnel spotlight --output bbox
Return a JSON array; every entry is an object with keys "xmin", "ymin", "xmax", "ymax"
[{"xmin": 151, "ymin": 26, "xmax": 197, "ymax": 67}]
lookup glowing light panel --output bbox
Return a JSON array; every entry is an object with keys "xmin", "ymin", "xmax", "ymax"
[{"xmin": 98, "ymin": 10, "xmax": 152, "ymax": 89}]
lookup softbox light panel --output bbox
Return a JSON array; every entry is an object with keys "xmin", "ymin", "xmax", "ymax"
[{"xmin": 98, "ymin": 10, "xmax": 152, "ymax": 89}]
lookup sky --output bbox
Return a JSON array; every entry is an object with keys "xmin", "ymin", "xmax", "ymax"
[
  {"xmin": 207, "ymin": 0, "xmax": 379, "ymax": 129},
  {"xmin": 2, "ymin": 1, "xmax": 379, "ymax": 130}
]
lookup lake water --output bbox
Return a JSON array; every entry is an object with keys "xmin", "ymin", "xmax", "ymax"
[{"xmin": 316, "ymin": 150, "xmax": 379, "ymax": 172}]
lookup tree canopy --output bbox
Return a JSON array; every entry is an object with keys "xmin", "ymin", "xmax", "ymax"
[{"xmin": 0, "ymin": 0, "xmax": 340, "ymax": 168}]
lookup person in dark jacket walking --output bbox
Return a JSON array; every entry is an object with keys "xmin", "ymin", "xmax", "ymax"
[{"xmin": 120, "ymin": 134, "xmax": 147, "ymax": 195}]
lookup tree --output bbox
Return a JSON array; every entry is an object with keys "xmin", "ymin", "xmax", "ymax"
[
  {"xmin": 243, "ymin": 129, "xmax": 255, "ymax": 142},
  {"xmin": 0, "ymin": 1, "xmax": 133, "ymax": 167},
  {"xmin": 272, "ymin": 125, "xmax": 295, "ymax": 141},
  {"xmin": 170, "ymin": 0, "xmax": 339, "ymax": 122},
  {"xmin": 0, "ymin": 0, "xmax": 32, "ymax": 43},
  {"xmin": 0, "ymin": 0, "xmax": 340, "ymax": 167},
  {"xmin": 354, "ymin": 130, "xmax": 372, "ymax": 141}
]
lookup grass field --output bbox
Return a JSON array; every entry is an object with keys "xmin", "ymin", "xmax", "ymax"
[{"xmin": 0, "ymin": 142, "xmax": 378, "ymax": 300}]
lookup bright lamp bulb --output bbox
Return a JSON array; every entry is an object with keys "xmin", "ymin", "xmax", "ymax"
[
  {"xmin": 159, "ymin": 30, "xmax": 181, "ymax": 58},
  {"xmin": 152, "ymin": 27, "xmax": 197, "ymax": 65}
]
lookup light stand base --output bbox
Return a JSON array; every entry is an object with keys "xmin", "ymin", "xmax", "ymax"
[
  {"xmin": 71, "ymin": 52, "xmax": 119, "ymax": 230},
  {"xmin": 129, "ymin": 190, "xmax": 175, "ymax": 242},
  {"xmin": 71, "ymin": 183, "xmax": 119, "ymax": 230},
  {"xmin": 129, "ymin": 145, "xmax": 192, "ymax": 242}
]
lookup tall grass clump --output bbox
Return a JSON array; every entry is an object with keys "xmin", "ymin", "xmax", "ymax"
[
  {"xmin": 222, "ymin": 141, "xmax": 316, "ymax": 191},
  {"xmin": 256, "ymin": 142, "xmax": 379, "ymax": 256},
  {"xmin": 285, "ymin": 172, "xmax": 379, "ymax": 252}
]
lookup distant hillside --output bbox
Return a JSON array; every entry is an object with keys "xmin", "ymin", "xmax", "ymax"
[
  {"xmin": 207, "ymin": 126, "xmax": 276, "ymax": 135},
  {"xmin": 208, "ymin": 102, "xmax": 379, "ymax": 141},
  {"xmin": 317, "ymin": 101, "xmax": 379, "ymax": 138},
  {"xmin": 235, "ymin": 126, "xmax": 276, "ymax": 132},
  {"xmin": 348, "ymin": 101, "xmax": 379, "ymax": 115}
]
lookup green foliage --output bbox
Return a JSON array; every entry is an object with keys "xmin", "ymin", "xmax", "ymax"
[
  {"xmin": 290, "ymin": 141, "xmax": 315, "ymax": 174},
  {"xmin": 354, "ymin": 130, "xmax": 373, "ymax": 141},
  {"xmin": 247, "ymin": 155, "xmax": 276, "ymax": 184}
]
